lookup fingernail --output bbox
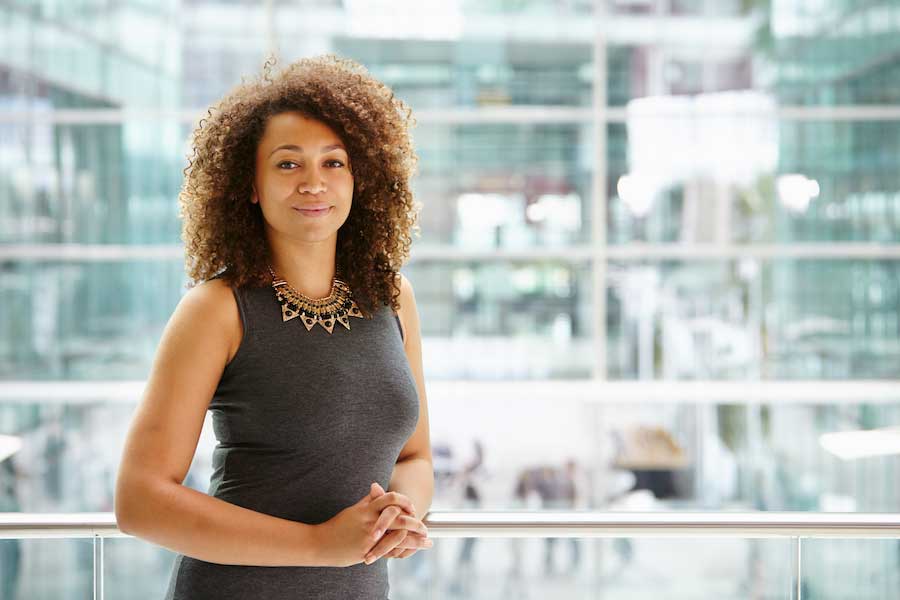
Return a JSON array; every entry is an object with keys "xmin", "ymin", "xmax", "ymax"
[{"xmin": 374, "ymin": 529, "xmax": 383, "ymax": 539}]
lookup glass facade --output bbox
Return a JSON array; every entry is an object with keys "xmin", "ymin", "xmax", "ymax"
[{"xmin": 2, "ymin": 0, "xmax": 900, "ymax": 597}]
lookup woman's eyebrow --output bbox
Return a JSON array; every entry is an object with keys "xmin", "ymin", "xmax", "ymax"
[{"xmin": 268, "ymin": 143, "xmax": 345, "ymax": 157}]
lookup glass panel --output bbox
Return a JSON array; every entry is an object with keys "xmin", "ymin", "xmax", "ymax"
[
  {"xmin": 105, "ymin": 537, "xmax": 178, "ymax": 600},
  {"xmin": 0, "ymin": 3, "xmax": 177, "ymax": 109},
  {"xmin": 0, "ymin": 538, "xmax": 93, "ymax": 599},
  {"xmin": 773, "ymin": 3, "xmax": 900, "ymax": 107},
  {"xmin": 0, "ymin": 119, "xmax": 186, "ymax": 245},
  {"xmin": 607, "ymin": 260, "xmax": 900, "ymax": 380},
  {"xmin": 607, "ymin": 119, "xmax": 900, "ymax": 245},
  {"xmin": 387, "ymin": 537, "xmax": 793, "ymax": 599},
  {"xmin": 414, "ymin": 123, "xmax": 592, "ymax": 248},
  {"xmin": 177, "ymin": 4, "xmax": 595, "ymax": 110},
  {"xmin": 606, "ymin": 3, "xmax": 900, "ymax": 106},
  {"xmin": 0, "ymin": 260, "xmax": 186, "ymax": 381},
  {"xmin": 335, "ymin": 40, "xmax": 593, "ymax": 109},
  {"xmin": 801, "ymin": 539, "xmax": 900, "ymax": 599},
  {"xmin": 405, "ymin": 261, "xmax": 594, "ymax": 379}
]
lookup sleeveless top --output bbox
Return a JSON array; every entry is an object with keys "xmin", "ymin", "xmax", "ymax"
[{"xmin": 164, "ymin": 276, "xmax": 420, "ymax": 600}]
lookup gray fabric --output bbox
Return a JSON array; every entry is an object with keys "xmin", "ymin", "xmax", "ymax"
[{"xmin": 164, "ymin": 278, "xmax": 419, "ymax": 599}]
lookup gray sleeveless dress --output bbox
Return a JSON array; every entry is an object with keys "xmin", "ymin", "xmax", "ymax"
[{"xmin": 163, "ymin": 278, "xmax": 420, "ymax": 599}]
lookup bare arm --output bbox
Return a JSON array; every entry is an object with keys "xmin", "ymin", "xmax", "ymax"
[
  {"xmin": 114, "ymin": 279, "xmax": 324, "ymax": 567},
  {"xmin": 388, "ymin": 273, "xmax": 434, "ymax": 521}
]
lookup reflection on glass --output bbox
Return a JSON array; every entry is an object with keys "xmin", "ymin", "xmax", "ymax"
[
  {"xmin": 413, "ymin": 123, "xmax": 592, "ymax": 247},
  {"xmin": 607, "ymin": 260, "xmax": 900, "ymax": 379},
  {"xmin": 387, "ymin": 537, "xmax": 793, "ymax": 599},
  {"xmin": 774, "ymin": 3, "xmax": 900, "ymax": 106},
  {"xmin": 607, "ymin": 114, "xmax": 900, "ymax": 245},
  {"xmin": 0, "ymin": 260, "xmax": 186, "ymax": 380},
  {"xmin": 0, "ymin": 119, "xmax": 187, "ymax": 245},
  {"xmin": 404, "ymin": 261, "xmax": 593, "ymax": 379},
  {"xmin": 0, "ymin": 538, "xmax": 94, "ymax": 599},
  {"xmin": 105, "ymin": 537, "xmax": 178, "ymax": 600},
  {"xmin": 799, "ymin": 539, "xmax": 900, "ymax": 600},
  {"xmin": 338, "ymin": 42, "xmax": 593, "ymax": 109}
]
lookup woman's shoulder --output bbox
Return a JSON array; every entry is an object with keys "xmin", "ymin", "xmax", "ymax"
[
  {"xmin": 185, "ymin": 277, "xmax": 243, "ymax": 364},
  {"xmin": 391, "ymin": 273, "xmax": 419, "ymax": 346}
]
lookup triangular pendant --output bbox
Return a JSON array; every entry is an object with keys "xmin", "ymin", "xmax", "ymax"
[
  {"xmin": 300, "ymin": 311, "xmax": 317, "ymax": 331},
  {"xmin": 318, "ymin": 315, "xmax": 336, "ymax": 334},
  {"xmin": 336, "ymin": 314, "xmax": 351, "ymax": 330},
  {"xmin": 281, "ymin": 303, "xmax": 301, "ymax": 322}
]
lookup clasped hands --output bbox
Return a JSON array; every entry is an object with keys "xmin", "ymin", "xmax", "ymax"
[
  {"xmin": 363, "ymin": 482, "xmax": 432, "ymax": 564},
  {"xmin": 320, "ymin": 481, "xmax": 433, "ymax": 568}
]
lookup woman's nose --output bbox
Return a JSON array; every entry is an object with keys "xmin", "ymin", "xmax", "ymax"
[{"xmin": 297, "ymin": 166, "xmax": 326, "ymax": 194}]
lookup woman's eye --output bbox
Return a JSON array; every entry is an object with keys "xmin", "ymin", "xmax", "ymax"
[{"xmin": 277, "ymin": 160, "xmax": 344, "ymax": 169}]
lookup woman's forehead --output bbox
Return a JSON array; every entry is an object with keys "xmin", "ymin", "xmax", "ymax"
[{"xmin": 261, "ymin": 111, "xmax": 343, "ymax": 146}]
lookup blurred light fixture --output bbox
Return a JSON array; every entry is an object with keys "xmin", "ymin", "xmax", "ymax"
[
  {"xmin": 819, "ymin": 427, "xmax": 900, "ymax": 460},
  {"xmin": 346, "ymin": 0, "xmax": 462, "ymax": 40},
  {"xmin": 525, "ymin": 201, "xmax": 548, "ymax": 222},
  {"xmin": 776, "ymin": 173, "xmax": 819, "ymax": 213},
  {"xmin": 617, "ymin": 174, "xmax": 656, "ymax": 217},
  {"xmin": 0, "ymin": 434, "xmax": 23, "ymax": 463},
  {"xmin": 525, "ymin": 193, "xmax": 581, "ymax": 229}
]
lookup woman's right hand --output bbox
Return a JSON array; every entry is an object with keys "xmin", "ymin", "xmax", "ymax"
[{"xmin": 315, "ymin": 482, "xmax": 430, "ymax": 567}]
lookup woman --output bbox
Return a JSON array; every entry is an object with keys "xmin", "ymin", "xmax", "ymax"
[{"xmin": 114, "ymin": 54, "xmax": 434, "ymax": 599}]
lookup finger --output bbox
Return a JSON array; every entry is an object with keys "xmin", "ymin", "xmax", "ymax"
[
  {"xmin": 369, "ymin": 505, "xmax": 402, "ymax": 541},
  {"xmin": 369, "ymin": 482, "xmax": 387, "ymax": 501},
  {"xmin": 386, "ymin": 514, "xmax": 428, "ymax": 537},
  {"xmin": 393, "ymin": 532, "xmax": 433, "ymax": 550},
  {"xmin": 388, "ymin": 546, "xmax": 418, "ymax": 559},
  {"xmin": 364, "ymin": 530, "xmax": 407, "ymax": 565},
  {"xmin": 369, "ymin": 491, "xmax": 416, "ymax": 516},
  {"xmin": 370, "ymin": 481, "xmax": 413, "ymax": 513}
]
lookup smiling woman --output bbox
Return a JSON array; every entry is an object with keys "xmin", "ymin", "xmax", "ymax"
[{"xmin": 113, "ymin": 53, "xmax": 434, "ymax": 600}]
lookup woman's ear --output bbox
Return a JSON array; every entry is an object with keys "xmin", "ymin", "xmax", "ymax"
[{"xmin": 250, "ymin": 184, "xmax": 258, "ymax": 204}]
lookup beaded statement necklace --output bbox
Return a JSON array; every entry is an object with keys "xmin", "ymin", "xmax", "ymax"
[{"xmin": 267, "ymin": 264, "xmax": 364, "ymax": 333}]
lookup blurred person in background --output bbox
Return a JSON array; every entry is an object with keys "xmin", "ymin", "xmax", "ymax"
[
  {"xmin": 114, "ymin": 54, "xmax": 434, "ymax": 600},
  {"xmin": 448, "ymin": 439, "xmax": 484, "ymax": 597},
  {"xmin": 542, "ymin": 458, "xmax": 587, "ymax": 576},
  {"xmin": 502, "ymin": 467, "xmax": 542, "ymax": 598}
]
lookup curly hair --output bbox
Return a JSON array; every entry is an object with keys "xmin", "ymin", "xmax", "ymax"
[{"xmin": 179, "ymin": 53, "xmax": 420, "ymax": 316}]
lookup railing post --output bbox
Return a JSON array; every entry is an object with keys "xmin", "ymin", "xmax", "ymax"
[
  {"xmin": 93, "ymin": 534, "xmax": 104, "ymax": 600},
  {"xmin": 791, "ymin": 536, "xmax": 802, "ymax": 600}
]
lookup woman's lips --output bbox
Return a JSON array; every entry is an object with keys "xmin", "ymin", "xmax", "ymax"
[{"xmin": 292, "ymin": 206, "xmax": 333, "ymax": 218}]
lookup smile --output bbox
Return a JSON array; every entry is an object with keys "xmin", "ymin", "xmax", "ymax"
[{"xmin": 292, "ymin": 206, "xmax": 333, "ymax": 218}]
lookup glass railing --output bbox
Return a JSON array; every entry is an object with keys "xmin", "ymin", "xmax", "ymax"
[{"xmin": 2, "ymin": 511, "xmax": 898, "ymax": 599}]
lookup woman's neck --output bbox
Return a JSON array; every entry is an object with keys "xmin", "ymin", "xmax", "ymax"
[{"xmin": 267, "ymin": 237, "xmax": 338, "ymax": 299}]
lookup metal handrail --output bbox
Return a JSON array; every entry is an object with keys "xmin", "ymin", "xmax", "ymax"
[{"xmin": 2, "ymin": 511, "xmax": 899, "ymax": 539}]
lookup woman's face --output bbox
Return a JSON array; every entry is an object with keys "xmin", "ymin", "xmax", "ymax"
[{"xmin": 251, "ymin": 111, "xmax": 354, "ymax": 245}]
